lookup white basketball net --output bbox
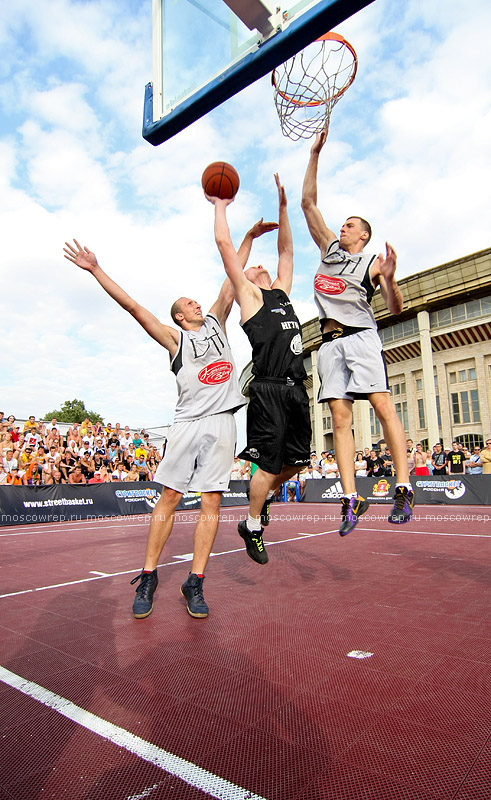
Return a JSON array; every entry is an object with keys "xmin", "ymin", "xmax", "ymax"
[{"xmin": 272, "ymin": 32, "xmax": 358, "ymax": 141}]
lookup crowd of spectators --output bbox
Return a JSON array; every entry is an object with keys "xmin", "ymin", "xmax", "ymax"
[
  {"xmin": 2, "ymin": 411, "xmax": 490, "ymax": 490},
  {"xmin": 230, "ymin": 438, "xmax": 491, "ymax": 501},
  {"xmin": 295, "ymin": 438, "xmax": 491, "ymax": 480},
  {"xmin": 0, "ymin": 412, "xmax": 163, "ymax": 486}
]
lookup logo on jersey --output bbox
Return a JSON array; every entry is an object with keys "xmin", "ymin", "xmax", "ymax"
[
  {"xmin": 198, "ymin": 361, "xmax": 233, "ymax": 385},
  {"xmin": 290, "ymin": 334, "xmax": 303, "ymax": 355},
  {"xmin": 314, "ymin": 274, "xmax": 346, "ymax": 295},
  {"xmin": 271, "ymin": 308, "xmax": 287, "ymax": 315}
]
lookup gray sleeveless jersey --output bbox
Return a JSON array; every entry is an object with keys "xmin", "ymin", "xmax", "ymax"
[
  {"xmin": 171, "ymin": 313, "xmax": 246, "ymax": 422},
  {"xmin": 314, "ymin": 239, "xmax": 378, "ymax": 329}
]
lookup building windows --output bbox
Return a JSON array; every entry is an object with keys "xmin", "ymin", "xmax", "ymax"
[
  {"xmin": 470, "ymin": 389, "xmax": 481, "ymax": 422},
  {"xmin": 395, "ymin": 401, "xmax": 409, "ymax": 431},
  {"xmin": 456, "ymin": 433, "xmax": 484, "ymax": 450},
  {"xmin": 416, "ymin": 378, "xmax": 423, "ymax": 391},
  {"xmin": 451, "ymin": 390, "xmax": 481, "ymax": 424},
  {"xmin": 379, "ymin": 318, "xmax": 419, "ymax": 345},
  {"xmin": 417, "ymin": 398, "xmax": 426, "ymax": 428},
  {"xmin": 369, "ymin": 407, "xmax": 381, "ymax": 437},
  {"xmin": 430, "ymin": 294, "xmax": 491, "ymax": 329},
  {"xmin": 390, "ymin": 380, "xmax": 406, "ymax": 396},
  {"xmin": 460, "ymin": 391, "xmax": 470, "ymax": 423},
  {"xmin": 451, "ymin": 393, "xmax": 460, "ymax": 424},
  {"xmin": 435, "ymin": 395, "xmax": 442, "ymax": 427},
  {"xmin": 453, "ymin": 367, "xmax": 477, "ymax": 382}
]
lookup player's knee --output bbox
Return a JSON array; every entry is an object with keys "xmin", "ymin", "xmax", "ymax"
[
  {"xmin": 331, "ymin": 408, "xmax": 352, "ymax": 431},
  {"xmin": 372, "ymin": 395, "xmax": 396, "ymax": 423},
  {"xmin": 200, "ymin": 491, "xmax": 222, "ymax": 514},
  {"xmin": 159, "ymin": 486, "xmax": 182, "ymax": 507}
]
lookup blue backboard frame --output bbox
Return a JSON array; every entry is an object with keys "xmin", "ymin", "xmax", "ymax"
[{"xmin": 142, "ymin": 0, "xmax": 374, "ymax": 146}]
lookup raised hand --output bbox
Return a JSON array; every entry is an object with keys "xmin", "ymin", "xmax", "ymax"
[
  {"xmin": 274, "ymin": 172, "xmax": 287, "ymax": 208},
  {"xmin": 204, "ymin": 194, "xmax": 235, "ymax": 207},
  {"xmin": 378, "ymin": 243, "xmax": 397, "ymax": 281},
  {"xmin": 63, "ymin": 239, "xmax": 98, "ymax": 271},
  {"xmin": 249, "ymin": 217, "xmax": 279, "ymax": 239},
  {"xmin": 310, "ymin": 124, "xmax": 329, "ymax": 156}
]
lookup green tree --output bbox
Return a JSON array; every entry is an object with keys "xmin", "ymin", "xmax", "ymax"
[{"xmin": 43, "ymin": 399, "xmax": 103, "ymax": 424}]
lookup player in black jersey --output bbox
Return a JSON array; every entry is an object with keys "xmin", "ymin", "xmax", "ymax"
[{"xmin": 208, "ymin": 174, "xmax": 312, "ymax": 564}]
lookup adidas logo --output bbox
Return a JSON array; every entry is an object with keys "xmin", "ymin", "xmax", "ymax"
[{"xmin": 321, "ymin": 480, "xmax": 344, "ymax": 499}]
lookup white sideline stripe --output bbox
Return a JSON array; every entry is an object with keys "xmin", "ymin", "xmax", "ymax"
[
  {"xmin": 0, "ymin": 534, "xmax": 336, "ymax": 598},
  {"xmin": 1, "ymin": 527, "xmax": 489, "ymax": 600},
  {"xmin": 0, "ymin": 520, "xmax": 191, "ymax": 537},
  {"xmin": 367, "ymin": 529, "xmax": 491, "ymax": 537},
  {"xmin": 0, "ymin": 666, "xmax": 267, "ymax": 800}
]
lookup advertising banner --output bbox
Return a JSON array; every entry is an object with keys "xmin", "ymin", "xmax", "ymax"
[
  {"xmin": 0, "ymin": 480, "xmax": 249, "ymax": 527},
  {"xmin": 303, "ymin": 476, "xmax": 491, "ymax": 506},
  {"xmin": 1, "ymin": 478, "xmax": 489, "ymax": 528}
]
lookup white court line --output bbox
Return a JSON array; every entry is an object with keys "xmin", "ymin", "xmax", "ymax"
[
  {"xmin": 0, "ymin": 666, "xmax": 267, "ymax": 800},
  {"xmin": 366, "ymin": 529, "xmax": 491, "ymax": 537},
  {"xmin": 0, "ymin": 520, "xmax": 180, "ymax": 537},
  {"xmin": 1, "ymin": 526, "xmax": 489, "ymax": 600}
]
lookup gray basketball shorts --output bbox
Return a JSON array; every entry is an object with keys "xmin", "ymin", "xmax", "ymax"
[
  {"xmin": 318, "ymin": 328, "xmax": 389, "ymax": 401},
  {"xmin": 154, "ymin": 411, "xmax": 236, "ymax": 494}
]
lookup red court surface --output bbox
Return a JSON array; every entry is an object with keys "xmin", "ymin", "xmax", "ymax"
[{"xmin": 1, "ymin": 502, "xmax": 490, "ymax": 800}]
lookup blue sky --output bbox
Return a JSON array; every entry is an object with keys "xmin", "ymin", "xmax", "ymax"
[{"xmin": 1, "ymin": 0, "xmax": 490, "ymax": 446}]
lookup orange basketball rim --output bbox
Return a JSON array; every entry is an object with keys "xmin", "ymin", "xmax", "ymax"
[{"xmin": 272, "ymin": 31, "xmax": 358, "ymax": 107}]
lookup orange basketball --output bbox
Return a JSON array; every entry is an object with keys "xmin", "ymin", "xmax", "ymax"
[{"xmin": 201, "ymin": 161, "xmax": 240, "ymax": 199}]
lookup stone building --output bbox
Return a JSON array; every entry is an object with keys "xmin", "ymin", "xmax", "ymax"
[{"xmin": 240, "ymin": 247, "xmax": 491, "ymax": 453}]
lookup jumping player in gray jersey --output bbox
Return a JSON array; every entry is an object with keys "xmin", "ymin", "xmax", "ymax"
[
  {"xmin": 64, "ymin": 225, "xmax": 275, "ymax": 617},
  {"xmin": 302, "ymin": 128, "xmax": 415, "ymax": 535},
  {"xmin": 208, "ymin": 174, "xmax": 312, "ymax": 564}
]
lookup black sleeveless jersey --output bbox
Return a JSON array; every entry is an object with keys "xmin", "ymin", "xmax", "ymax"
[{"xmin": 241, "ymin": 288, "xmax": 307, "ymax": 381}]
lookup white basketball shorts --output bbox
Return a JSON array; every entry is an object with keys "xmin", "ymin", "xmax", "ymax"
[
  {"xmin": 317, "ymin": 328, "xmax": 389, "ymax": 401},
  {"xmin": 154, "ymin": 411, "xmax": 236, "ymax": 494}
]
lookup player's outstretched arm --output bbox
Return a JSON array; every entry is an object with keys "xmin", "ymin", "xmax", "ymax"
[
  {"xmin": 208, "ymin": 197, "xmax": 260, "ymax": 325},
  {"xmin": 63, "ymin": 239, "xmax": 178, "ymax": 353},
  {"xmin": 237, "ymin": 218, "xmax": 278, "ymax": 268},
  {"xmin": 272, "ymin": 173, "xmax": 294, "ymax": 295},
  {"xmin": 301, "ymin": 126, "xmax": 337, "ymax": 256},
  {"xmin": 371, "ymin": 243, "xmax": 403, "ymax": 315},
  {"xmin": 211, "ymin": 215, "xmax": 277, "ymax": 328}
]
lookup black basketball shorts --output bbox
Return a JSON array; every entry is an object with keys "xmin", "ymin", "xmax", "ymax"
[{"xmin": 238, "ymin": 381, "xmax": 312, "ymax": 475}]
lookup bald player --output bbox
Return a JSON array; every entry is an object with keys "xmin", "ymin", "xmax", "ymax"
[{"xmin": 64, "ymin": 221, "xmax": 276, "ymax": 618}]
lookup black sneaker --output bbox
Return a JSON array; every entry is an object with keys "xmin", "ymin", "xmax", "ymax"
[
  {"xmin": 180, "ymin": 573, "xmax": 209, "ymax": 618},
  {"xmin": 237, "ymin": 520, "xmax": 269, "ymax": 564},
  {"xmin": 388, "ymin": 486, "xmax": 415, "ymax": 524},
  {"xmin": 131, "ymin": 569, "xmax": 158, "ymax": 618},
  {"xmin": 339, "ymin": 495, "xmax": 370, "ymax": 536},
  {"xmin": 260, "ymin": 497, "xmax": 271, "ymax": 527}
]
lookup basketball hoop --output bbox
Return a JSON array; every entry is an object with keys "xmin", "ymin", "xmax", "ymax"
[{"xmin": 272, "ymin": 32, "xmax": 358, "ymax": 141}]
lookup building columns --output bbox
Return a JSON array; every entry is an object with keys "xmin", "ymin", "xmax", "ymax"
[
  {"xmin": 417, "ymin": 310, "xmax": 440, "ymax": 445},
  {"xmin": 310, "ymin": 349, "xmax": 324, "ymax": 454}
]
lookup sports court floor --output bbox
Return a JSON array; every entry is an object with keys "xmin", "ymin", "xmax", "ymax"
[{"xmin": 1, "ymin": 502, "xmax": 490, "ymax": 799}]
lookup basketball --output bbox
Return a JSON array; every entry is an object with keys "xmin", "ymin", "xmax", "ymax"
[{"xmin": 201, "ymin": 161, "xmax": 240, "ymax": 199}]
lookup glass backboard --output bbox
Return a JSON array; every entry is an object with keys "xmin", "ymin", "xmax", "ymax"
[{"xmin": 143, "ymin": 0, "xmax": 373, "ymax": 145}]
